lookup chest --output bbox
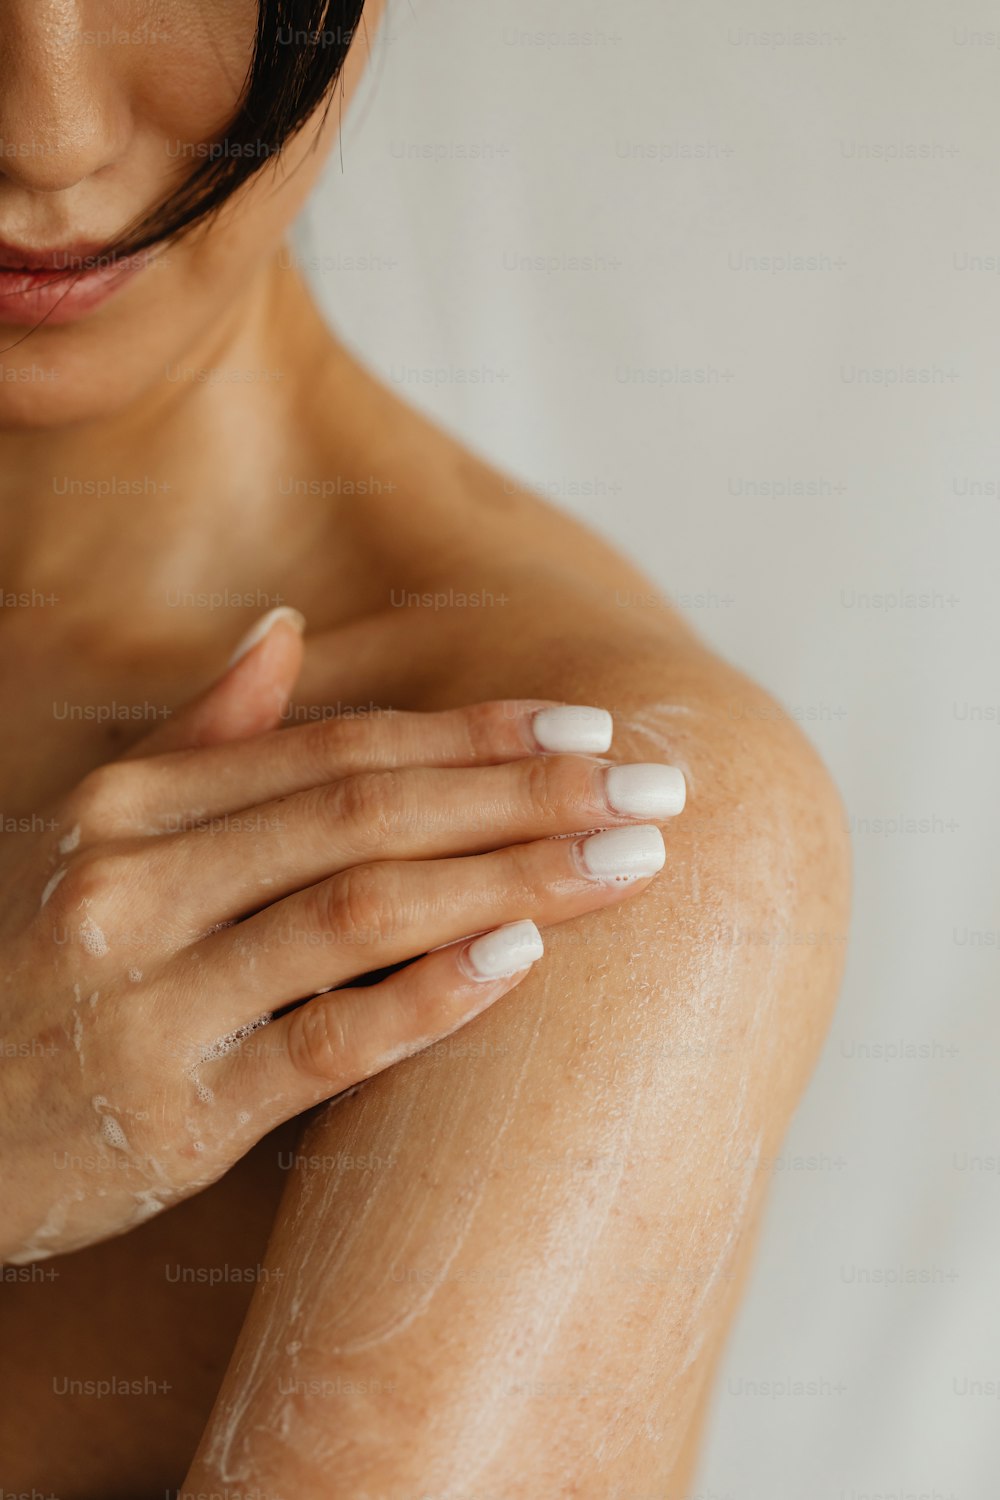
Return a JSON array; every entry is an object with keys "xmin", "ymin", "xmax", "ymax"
[
  {"xmin": 0, "ymin": 605, "xmax": 445, "ymax": 824},
  {"xmin": 0, "ymin": 642, "xmax": 157, "ymax": 820}
]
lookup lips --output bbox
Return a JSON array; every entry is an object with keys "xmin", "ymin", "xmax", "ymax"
[{"xmin": 0, "ymin": 239, "xmax": 146, "ymax": 328}]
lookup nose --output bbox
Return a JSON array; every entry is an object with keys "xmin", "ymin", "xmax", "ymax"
[{"xmin": 0, "ymin": 3, "xmax": 131, "ymax": 193}]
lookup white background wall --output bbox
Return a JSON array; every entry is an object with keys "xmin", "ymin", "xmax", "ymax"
[{"xmin": 299, "ymin": 3, "xmax": 999, "ymax": 1494}]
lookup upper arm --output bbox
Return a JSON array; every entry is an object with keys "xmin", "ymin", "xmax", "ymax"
[{"xmin": 186, "ymin": 633, "xmax": 850, "ymax": 1497}]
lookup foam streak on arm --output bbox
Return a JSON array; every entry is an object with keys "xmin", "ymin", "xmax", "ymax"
[{"xmin": 183, "ymin": 641, "xmax": 849, "ymax": 1498}]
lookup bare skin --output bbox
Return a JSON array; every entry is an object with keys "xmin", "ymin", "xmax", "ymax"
[
  {"xmin": 0, "ymin": 7, "xmax": 850, "ymax": 1495},
  {"xmin": 0, "ymin": 313, "xmax": 849, "ymax": 1494}
]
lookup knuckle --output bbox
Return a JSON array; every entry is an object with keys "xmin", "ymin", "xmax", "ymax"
[
  {"xmin": 287, "ymin": 999, "xmax": 350, "ymax": 1084},
  {"xmin": 317, "ymin": 863, "xmax": 403, "ymax": 947},
  {"xmin": 301, "ymin": 713, "xmax": 370, "ymax": 776},
  {"xmin": 545, "ymin": 753, "xmax": 596, "ymax": 820},
  {"xmin": 501, "ymin": 840, "xmax": 545, "ymax": 910},
  {"xmin": 399, "ymin": 981, "xmax": 447, "ymax": 1043},
  {"xmin": 521, "ymin": 753, "xmax": 566, "ymax": 823},
  {"xmin": 46, "ymin": 848, "xmax": 134, "ymax": 923},
  {"xmin": 460, "ymin": 700, "xmax": 516, "ymax": 762},
  {"xmin": 65, "ymin": 764, "xmax": 140, "ymax": 836},
  {"xmin": 308, "ymin": 716, "xmax": 356, "ymax": 762},
  {"xmin": 324, "ymin": 771, "xmax": 402, "ymax": 847}
]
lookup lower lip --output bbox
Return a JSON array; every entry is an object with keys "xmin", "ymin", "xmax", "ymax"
[{"xmin": 0, "ymin": 256, "xmax": 144, "ymax": 328}]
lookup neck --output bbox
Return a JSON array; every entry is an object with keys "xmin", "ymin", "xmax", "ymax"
[{"xmin": 0, "ymin": 252, "xmax": 345, "ymax": 654}]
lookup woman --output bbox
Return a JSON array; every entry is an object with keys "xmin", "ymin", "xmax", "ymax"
[{"xmin": 0, "ymin": 3, "xmax": 850, "ymax": 1494}]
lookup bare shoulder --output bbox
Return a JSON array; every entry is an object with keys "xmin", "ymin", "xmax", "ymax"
[
  {"xmin": 398, "ymin": 457, "xmax": 848, "ymax": 895},
  {"xmin": 448, "ymin": 580, "xmax": 848, "ymax": 1059},
  {"xmin": 311, "ymin": 388, "xmax": 851, "ymax": 1071},
  {"xmin": 315, "ymin": 409, "xmax": 852, "ymax": 1090},
  {"xmin": 184, "ymin": 474, "xmax": 853, "ymax": 1493}
]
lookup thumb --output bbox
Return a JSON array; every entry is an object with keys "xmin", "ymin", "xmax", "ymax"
[{"xmin": 123, "ymin": 606, "xmax": 306, "ymax": 760}]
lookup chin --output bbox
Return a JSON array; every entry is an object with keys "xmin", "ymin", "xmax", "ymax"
[
  {"xmin": 0, "ymin": 364, "xmax": 64, "ymax": 429},
  {"xmin": 0, "ymin": 354, "xmax": 143, "ymax": 429},
  {"xmin": 0, "ymin": 302, "xmax": 189, "ymax": 430}
]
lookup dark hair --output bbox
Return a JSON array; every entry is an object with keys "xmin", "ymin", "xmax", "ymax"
[{"xmin": 106, "ymin": 0, "xmax": 368, "ymax": 262}]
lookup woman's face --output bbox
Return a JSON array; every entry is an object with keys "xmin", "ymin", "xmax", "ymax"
[{"xmin": 0, "ymin": 1, "xmax": 370, "ymax": 429}]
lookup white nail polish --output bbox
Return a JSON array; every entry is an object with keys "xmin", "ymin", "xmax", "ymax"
[
  {"xmin": 463, "ymin": 920, "xmax": 544, "ymax": 980},
  {"xmin": 605, "ymin": 763, "xmax": 686, "ymax": 818},
  {"xmin": 227, "ymin": 606, "xmax": 306, "ymax": 668},
  {"xmin": 578, "ymin": 825, "xmax": 666, "ymax": 881},
  {"xmin": 532, "ymin": 705, "xmax": 613, "ymax": 754}
]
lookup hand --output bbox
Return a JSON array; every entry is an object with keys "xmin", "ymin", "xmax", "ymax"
[{"xmin": 0, "ymin": 611, "xmax": 685, "ymax": 1264}]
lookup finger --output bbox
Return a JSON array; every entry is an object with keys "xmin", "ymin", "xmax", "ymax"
[
  {"xmin": 85, "ymin": 700, "xmax": 614, "ymax": 834},
  {"xmin": 121, "ymin": 606, "xmax": 305, "ymax": 760},
  {"xmin": 202, "ymin": 921, "xmax": 546, "ymax": 1133},
  {"xmin": 173, "ymin": 823, "xmax": 667, "ymax": 1032},
  {"xmin": 158, "ymin": 758, "xmax": 686, "ymax": 934}
]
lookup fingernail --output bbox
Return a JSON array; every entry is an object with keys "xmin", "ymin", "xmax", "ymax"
[
  {"xmin": 605, "ymin": 763, "xmax": 686, "ymax": 819},
  {"xmin": 532, "ymin": 705, "xmax": 613, "ymax": 753},
  {"xmin": 227, "ymin": 607, "xmax": 306, "ymax": 668},
  {"xmin": 462, "ymin": 920, "xmax": 545, "ymax": 980},
  {"xmin": 577, "ymin": 825, "xmax": 666, "ymax": 881}
]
